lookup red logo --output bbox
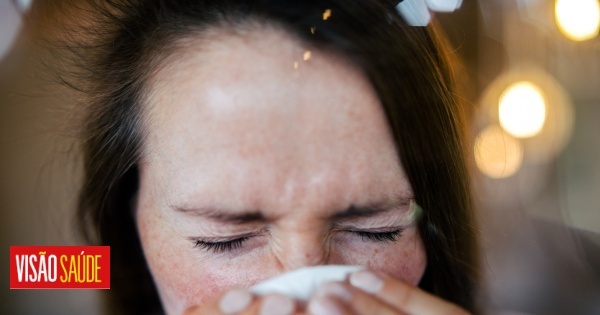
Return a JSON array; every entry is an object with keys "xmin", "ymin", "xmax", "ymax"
[{"xmin": 10, "ymin": 246, "xmax": 110, "ymax": 289}]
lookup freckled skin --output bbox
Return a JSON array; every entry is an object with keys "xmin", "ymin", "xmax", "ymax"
[{"xmin": 136, "ymin": 27, "xmax": 427, "ymax": 315}]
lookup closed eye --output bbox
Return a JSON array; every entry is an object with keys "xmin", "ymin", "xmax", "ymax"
[
  {"xmin": 193, "ymin": 228, "xmax": 403, "ymax": 254},
  {"xmin": 193, "ymin": 237, "xmax": 250, "ymax": 253},
  {"xmin": 351, "ymin": 229, "xmax": 403, "ymax": 242}
]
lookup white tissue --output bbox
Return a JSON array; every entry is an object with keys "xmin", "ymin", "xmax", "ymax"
[{"xmin": 249, "ymin": 265, "xmax": 362, "ymax": 300}]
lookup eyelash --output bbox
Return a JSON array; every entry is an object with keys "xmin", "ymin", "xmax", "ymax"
[
  {"xmin": 352, "ymin": 229, "xmax": 402, "ymax": 242},
  {"xmin": 194, "ymin": 237, "xmax": 250, "ymax": 253},
  {"xmin": 193, "ymin": 229, "xmax": 402, "ymax": 253}
]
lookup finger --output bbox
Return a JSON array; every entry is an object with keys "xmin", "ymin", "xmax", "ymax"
[
  {"xmin": 307, "ymin": 293, "xmax": 354, "ymax": 315},
  {"xmin": 349, "ymin": 270, "xmax": 469, "ymax": 315},
  {"xmin": 183, "ymin": 288, "xmax": 258, "ymax": 315},
  {"xmin": 313, "ymin": 281, "xmax": 406, "ymax": 315},
  {"xmin": 258, "ymin": 293, "xmax": 297, "ymax": 315}
]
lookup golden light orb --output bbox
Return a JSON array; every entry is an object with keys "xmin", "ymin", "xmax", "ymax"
[
  {"xmin": 556, "ymin": 0, "xmax": 600, "ymax": 41},
  {"xmin": 475, "ymin": 125, "xmax": 524, "ymax": 179},
  {"xmin": 499, "ymin": 81, "xmax": 547, "ymax": 138}
]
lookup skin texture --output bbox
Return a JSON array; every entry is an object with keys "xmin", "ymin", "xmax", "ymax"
[{"xmin": 135, "ymin": 27, "xmax": 427, "ymax": 315}]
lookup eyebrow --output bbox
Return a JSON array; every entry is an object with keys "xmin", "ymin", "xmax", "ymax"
[
  {"xmin": 330, "ymin": 195, "xmax": 412, "ymax": 220},
  {"xmin": 172, "ymin": 206, "xmax": 268, "ymax": 224},
  {"xmin": 171, "ymin": 194, "xmax": 413, "ymax": 224}
]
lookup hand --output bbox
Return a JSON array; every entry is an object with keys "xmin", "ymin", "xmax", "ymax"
[
  {"xmin": 183, "ymin": 289, "xmax": 298, "ymax": 315},
  {"xmin": 306, "ymin": 270, "xmax": 470, "ymax": 315},
  {"xmin": 183, "ymin": 270, "xmax": 470, "ymax": 315}
]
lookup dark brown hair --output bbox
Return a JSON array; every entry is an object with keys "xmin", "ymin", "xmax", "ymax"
[{"xmin": 67, "ymin": 0, "xmax": 479, "ymax": 313}]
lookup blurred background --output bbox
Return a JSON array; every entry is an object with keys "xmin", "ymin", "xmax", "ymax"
[{"xmin": 1, "ymin": 0, "xmax": 599, "ymax": 314}]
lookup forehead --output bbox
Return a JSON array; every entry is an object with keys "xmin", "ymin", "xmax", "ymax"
[{"xmin": 142, "ymin": 26, "xmax": 409, "ymax": 211}]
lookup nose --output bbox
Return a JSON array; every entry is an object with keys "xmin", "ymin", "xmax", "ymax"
[{"xmin": 276, "ymin": 234, "xmax": 329, "ymax": 271}]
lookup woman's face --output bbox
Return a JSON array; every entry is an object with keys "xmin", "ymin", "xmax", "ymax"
[{"xmin": 136, "ymin": 27, "xmax": 426, "ymax": 314}]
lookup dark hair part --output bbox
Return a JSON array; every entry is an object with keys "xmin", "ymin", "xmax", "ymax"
[{"xmin": 69, "ymin": 0, "xmax": 478, "ymax": 313}]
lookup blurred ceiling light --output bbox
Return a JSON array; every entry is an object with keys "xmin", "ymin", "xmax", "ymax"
[
  {"xmin": 14, "ymin": 0, "xmax": 32, "ymax": 12},
  {"xmin": 555, "ymin": 0, "xmax": 600, "ymax": 41},
  {"xmin": 475, "ymin": 125, "xmax": 524, "ymax": 179},
  {"xmin": 480, "ymin": 68, "xmax": 574, "ymax": 164},
  {"xmin": 397, "ymin": 0, "xmax": 431, "ymax": 26},
  {"xmin": 499, "ymin": 81, "xmax": 547, "ymax": 138},
  {"xmin": 0, "ymin": 0, "xmax": 22, "ymax": 61},
  {"xmin": 397, "ymin": 0, "xmax": 462, "ymax": 26},
  {"xmin": 425, "ymin": 0, "xmax": 462, "ymax": 12}
]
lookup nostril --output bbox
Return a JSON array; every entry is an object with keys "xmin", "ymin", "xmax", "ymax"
[
  {"xmin": 279, "ymin": 248, "xmax": 328, "ymax": 271},
  {"xmin": 304, "ymin": 252, "xmax": 327, "ymax": 268}
]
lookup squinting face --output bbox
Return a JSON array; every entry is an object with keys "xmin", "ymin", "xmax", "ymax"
[{"xmin": 136, "ymin": 27, "xmax": 426, "ymax": 314}]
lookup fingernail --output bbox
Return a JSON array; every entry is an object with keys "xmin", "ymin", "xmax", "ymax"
[
  {"xmin": 315, "ymin": 282, "xmax": 353, "ymax": 302},
  {"xmin": 307, "ymin": 297, "xmax": 343, "ymax": 315},
  {"xmin": 349, "ymin": 270, "xmax": 384, "ymax": 294},
  {"xmin": 219, "ymin": 289, "xmax": 253, "ymax": 314},
  {"xmin": 259, "ymin": 294, "xmax": 295, "ymax": 315}
]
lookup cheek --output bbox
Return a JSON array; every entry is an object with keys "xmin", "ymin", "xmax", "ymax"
[
  {"xmin": 137, "ymin": 209, "xmax": 280, "ymax": 314},
  {"xmin": 151, "ymin": 251, "xmax": 281, "ymax": 314},
  {"xmin": 331, "ymin": 227, "xmax": 427, "ymax": 285}
]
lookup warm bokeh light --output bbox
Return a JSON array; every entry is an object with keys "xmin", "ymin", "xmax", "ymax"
[
  {"xmin": 303, "ymin": 50, "xmax": 311, "ymax": 61},
  {"xmin": 555, "ymin": 0, "xmax": 600, "ymax": 41},
  {"xmin": 480, "ymin": 68, "xmax": 574, "ymax": 164},
  {"xmin": 499, "ymin": 81, "xmax": 547, "ymax": 138},
  {"xmin": 475, "ymin": 125, "xmax": 524, "ymax": 179}
]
